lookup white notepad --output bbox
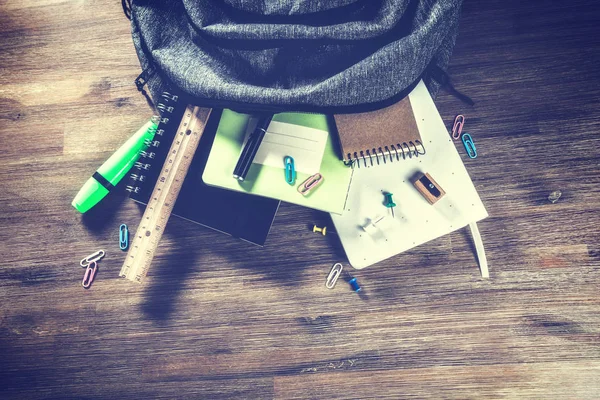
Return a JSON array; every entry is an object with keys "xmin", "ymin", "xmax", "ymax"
[
  {"xmin": 330, "ymin": 81, "xmax": 488, "ymax": 269},
  {"xmin": 252, "ymin": 120, "xmax": 328, "ymax": 174}
]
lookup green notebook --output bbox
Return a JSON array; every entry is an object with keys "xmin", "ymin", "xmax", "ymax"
[{"xmin": 202, "ymin": 110, "xmax": 353, "ymax": 214}]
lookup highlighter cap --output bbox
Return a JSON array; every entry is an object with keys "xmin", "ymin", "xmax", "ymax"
[{"xmin": 72, "ymin": 177, "xmax": 110, "ymax": 213}]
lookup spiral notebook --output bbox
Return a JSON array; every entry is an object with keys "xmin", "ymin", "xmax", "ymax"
[
  {"xmin": 125, "ymin": 92, "xmax": 279, "ymax": 246},
  {"xmin": 334, "ymin": 96, "xmax": 425, "ymax": 165},
  {"xmin": 330, "ymin": 81, "xmax": 488, "ymax": 269}
]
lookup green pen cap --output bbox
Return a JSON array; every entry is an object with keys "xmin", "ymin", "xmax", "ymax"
[
  {"xmin": 72, "ymin": 179, "xmax": 110, "ymax": 213},
  {"xmin": 72, "ymin": 120, "xmax": 157, "ymax": 213}
]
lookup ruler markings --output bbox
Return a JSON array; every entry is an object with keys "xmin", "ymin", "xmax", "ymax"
[{"xmin": 119, "ymin": 105, "xmax": 211, "ymax": 283}]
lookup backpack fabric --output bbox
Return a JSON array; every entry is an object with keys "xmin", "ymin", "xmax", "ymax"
[{"xmin": 128, "ymin": 0, "xmax": 464, "ymax": 113}]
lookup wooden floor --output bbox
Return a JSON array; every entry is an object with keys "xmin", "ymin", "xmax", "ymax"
[{"xmin": 1, "ymin": 1, "xmax": 600, "ymax": 398}]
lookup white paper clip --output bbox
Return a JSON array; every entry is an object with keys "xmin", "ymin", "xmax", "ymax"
[
  {"xmin": 326, "ymin": 263, "xmax": 343, "ymax": 289},
  {"xmin": 297, "ymin": 173, "xmax": 323, "ymax": 196},
  {"xmin": 80, "ymin": 250, "xmax": 105, "ymax": 267}
]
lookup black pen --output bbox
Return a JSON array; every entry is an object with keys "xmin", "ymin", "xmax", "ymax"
[{"xmin": 232, "ymin": 114, "xmax": 273, "ymax": 181}]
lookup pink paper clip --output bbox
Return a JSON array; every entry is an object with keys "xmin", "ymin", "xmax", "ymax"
[
  {"xmin": 297, "ymin": 173, "xmax": 323, "ymax": 196},
  {"xmin": 82, "ymin": 261, "xmax": 98, "ymax": 289},
  {"xmin": 451, "ymin": 114, "xmax": 465, "ymax": 140}
]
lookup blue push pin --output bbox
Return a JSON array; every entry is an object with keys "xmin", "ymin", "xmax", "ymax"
[
  {"xmin": 345, "ymin": 271, "xmax": 361, "ymax": 292},
  {"xmin": 383, "ymin": 192, "xmax": 396, "ymax": 218}
]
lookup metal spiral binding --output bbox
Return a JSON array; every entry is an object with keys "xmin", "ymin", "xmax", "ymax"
[
  {"xmin": 145, "ymin": 139, "xmax": 160, "ymax": 148},
  {"xmin": 130, "ymin": 174, "xmax": 145, "ymax": 182},
  {"xmin": 125, "ymin": 185, "xmax": 140, "ymax": 194},
  {"xmin": 345, "ymin": 140, "xmax": 426, "ymax": 168},
  {"xmin": 156, "ymin": 104, "xmax": 175, "ymax": 114},
  {"xmin": 161, "ymin": 92, "xmax": 179, "ymax": 102},
  {"xmin": 134, "ymin": 161, "xmax": 151, "ymax": 170},
  {"xmin": 139, "ymin": 150, "xmax": 156, "ymax": 159},
  {"xmin": 126, "ymin": 91, "xmax": 180, "ymax": 194}
]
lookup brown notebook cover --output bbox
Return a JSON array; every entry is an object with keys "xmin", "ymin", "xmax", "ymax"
[{"xmin": 333, "ymin": 97, "xmax": 425, "ymax": 164}]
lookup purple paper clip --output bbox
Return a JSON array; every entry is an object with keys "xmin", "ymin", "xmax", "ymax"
[
  {"xmin": 451, "ymin": 114, "xmax": 465, "ymax": 140},
  {"xmin": 82, "ymin": 261, "xmax": 98, "ymax": 289},
  {"xmin": 297, "ymin": 173, "xmax": 323, "ymax": 196}
]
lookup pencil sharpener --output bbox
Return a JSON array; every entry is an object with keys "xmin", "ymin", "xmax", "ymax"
[{"xmin": 413, "ymin": 172, "xmax": 446, "ymax": 204}]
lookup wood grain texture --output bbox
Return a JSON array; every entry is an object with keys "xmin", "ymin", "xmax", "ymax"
[{"xmin": 1, "ymin": 0, "xmax": 600, "ymax": 399}]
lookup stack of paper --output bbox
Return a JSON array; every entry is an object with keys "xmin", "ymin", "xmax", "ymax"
[
  {"xmin": 330, "ymin": 81, "xmax": 488, "ymax": 268},
  {"xmin": 203, "ymin": 81, "xmax": 488, "ymax": 269},
  {"xmin": 203, "ymin": 111, "xmax": 352, "ymax": 214}
]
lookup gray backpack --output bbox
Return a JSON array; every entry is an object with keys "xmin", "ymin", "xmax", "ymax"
[{"xmin": 124, "ymin": 0, "xmax": 471, "ymax": 112}]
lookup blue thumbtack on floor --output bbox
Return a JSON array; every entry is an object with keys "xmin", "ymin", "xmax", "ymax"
[{"xmin": 345, "ymin": 271, "xmax": 361, "ymax": 292}]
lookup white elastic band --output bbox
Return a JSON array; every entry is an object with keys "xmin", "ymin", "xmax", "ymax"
[{"xmin": 469, "ymin": 222, "xmax": 489, "ymax": 278}]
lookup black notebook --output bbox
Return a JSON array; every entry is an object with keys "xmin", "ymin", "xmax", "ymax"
[{"xmin": 126, "ymin": 92, "xmax": 279, "ymax": 246}]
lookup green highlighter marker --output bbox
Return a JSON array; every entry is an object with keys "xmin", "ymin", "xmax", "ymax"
[{"xmin": 72, "ymin": 120, "xmax": 158, "ymax": 213}]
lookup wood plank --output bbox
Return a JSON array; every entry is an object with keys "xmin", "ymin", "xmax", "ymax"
[
  {"xmin": 274, "ymin": 362, "xmax": 600, "ymax": 399},
  {"xmin": 1, "ymin": 0, "xmax": 600, "ymax": 398}
]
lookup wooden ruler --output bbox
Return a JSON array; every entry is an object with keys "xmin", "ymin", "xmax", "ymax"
[{"xmin": 120, "ymin": 105, "xmax": 212, "ymax": 283}]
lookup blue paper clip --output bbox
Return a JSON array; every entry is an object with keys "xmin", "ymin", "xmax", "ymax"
[
  {"xmin": 284, "ymin": 156, "xmax": 296, "ymax": 185},
  {"xmin": 297, "ymin": 173, "xmax": 323, "ymax": 196},
  {"xmin": 119, "ymin": 224, "xmax": 129, "ymax": 250},
  {"xmin": 461, "ymin": 133, "xmax": 477, "ymax": 159}
]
